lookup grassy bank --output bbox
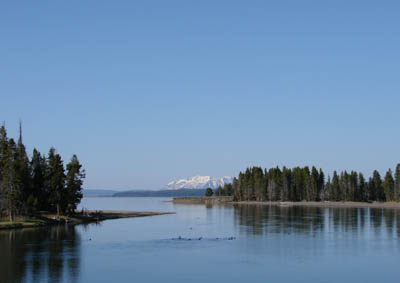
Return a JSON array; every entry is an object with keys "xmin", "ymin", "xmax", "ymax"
[{"xmin": 0, "ymin": 217, "xmax": 47, "ymax": 229}]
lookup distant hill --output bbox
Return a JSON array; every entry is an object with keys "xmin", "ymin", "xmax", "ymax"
[
  {"xmin": 83, "ymin": 189, "xmax": 118, "ymax": 197},
  {"xmin": 113, "ymin": 189, "xmax": 207, "ymax": 197}
]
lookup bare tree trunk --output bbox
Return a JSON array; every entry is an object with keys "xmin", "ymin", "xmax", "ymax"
[
  {"xmin": 57, "ymin": 203, "xmax": 60, "ymax": 219},
  {"xmin": 9, "ymin": 200, "xmax": 13, "ymax": 222}
]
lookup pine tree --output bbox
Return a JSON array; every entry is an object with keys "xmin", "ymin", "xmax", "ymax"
[
  {"xmin": 65, "ymin": 155, "xmax": 85, "ymax": 214},
  {"xmin": 281, "ymin": 167, "xmax": 291, "ymax": 201},
  {"xmin": 232, "ymin": 177, "xmax": 240, "ymax": 201},
  {"xmin": 383, "ymin": 169, "xmax": 395, "ymax": 202},
  {"xmin": 318, "ymin": 169, "xmax": 325, "ymax": 201},
  {"xmin": 324, "ymin": 175, "xmax": 331, "ymax": 201},
  {"xmin": 330, "ymin": 171, "xmax": 340, "ymax": 201},
  {"xmin": 371, "ymin": 170, "xmax": 384, "ymax": 202},
  {"xmin": 15, "ymin": 123, "xmax": 32, "ymax": 213},
  {"xmin": 303, "ymin": 167, "xmax": 311, "ymax": 201},
  {"xmin": 224, "ymin": 183, "xmax": 233, "ymax": 196},
  {"xmin": 253, "ymin": 167, "xmax": 265, "ymax": 201},
  {"xmin": 0, "ymin": 125, "xmax": 8, "ymax": 215},
  {"xmin": 31, "ymin": 149, "xmax": 47, "ymax": 210},
  {"xmin": 339, "ymin": 171, "xmax": 348, "ymax": 201},
  {"xmin": 395, "ymin": 164, "xmax": 400, "ymax": 202},
  {"xmin": 358, "ymin": 173, "xmax": 366, "ymax": 202},
  {"xmin": 349, "ymin": 171, "xmax": 358, "ymax": 201},
  {"xmin": 215, "ymin": 185, "xmax": 223, "ymax": 196},
  {"xmin": 3, "ymin": 139, "xmax": 20, "ymax": 221},
  {"xmin": 48, "ymin": 148, "xmax": 66, "ymax": 217},
  {"xmin": 310, "ymin": 166, "xmax": 319, "ymax": 201},
  {"xmin": 292, "ymin": 167, "xmax": 304, "ymax": 201}
]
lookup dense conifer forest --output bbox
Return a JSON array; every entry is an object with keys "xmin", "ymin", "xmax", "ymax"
[
  {"xmin": 214, "ymin": 165, "xmax": 400, "ymax": 203},
  {"xmin": 0, "ymin": 124, "xmax": 85, "ymax": 222}
]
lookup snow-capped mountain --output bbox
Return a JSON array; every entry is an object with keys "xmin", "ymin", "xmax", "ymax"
[{"xmin": 166, "ymin": 175, "xmax": 233, "ymax": 190}]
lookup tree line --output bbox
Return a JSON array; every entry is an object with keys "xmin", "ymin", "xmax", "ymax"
[
  {"xmin": 213, "ymin": 165, "xmax": 400, "ymax": 202},
  {"xmin": 0, "ymin": 124, "xmax": 85, "ymax": 221}
]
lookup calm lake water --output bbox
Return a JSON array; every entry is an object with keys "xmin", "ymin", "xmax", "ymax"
[{"xmin": 1, "ymin": 197, "xmax": 400, "ymax": 283}]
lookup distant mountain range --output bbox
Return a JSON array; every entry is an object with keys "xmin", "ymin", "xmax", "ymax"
[
  {"xmin": 113, "ymin": 189, "xmax": 207, "ymax": 197},
  {"xmin": 83, "ymin": 189, "xmax": 117, "ymax": 197},
  {"xmin": 165, "ymin": 175, "xmax": 232, "ymax": 190},
  {"xmin": 83, "ymin": 176, "xmax": 233, "ymax": 198}
]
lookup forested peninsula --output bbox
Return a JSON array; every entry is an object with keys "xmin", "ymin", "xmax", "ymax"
[
  {"xmin": 0, "ymin": 124, "xmax": 85, "ymax": 225},
  {"xmin": 213, "ymin": 165, "xmax": 400, "ymax": 203}
]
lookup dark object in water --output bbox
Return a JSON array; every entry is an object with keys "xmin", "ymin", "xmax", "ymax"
[{"xmin": 172, "ymin": 236, "xmax": 235, "ymax": 241}]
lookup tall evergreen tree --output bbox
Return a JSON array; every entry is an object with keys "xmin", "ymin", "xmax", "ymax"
[
  {"xmin": 395, "ymin": 164, "xmax": 400, "ymax": 202},
  {"xmin": 371, "ymin": 170, "xmax": 384, "ymax": 201},
  {"xmin": 281, "ymin": 167, "xmax": 291, "ymax": 201},
  {"xmin": 214, "ymin": 185, "xmax": 223, "ymax": 196},
  {"xmin": 223, "ymin": 183, "xmax": 233, "ymax": 196},
  {"xmin": 310, "ymin": 166, "xmax": 319, "ymax": 201},
  {"xmin": 253, "ymin": 167, "xmax": 265, "ymax": 201},
  {"xmin": 358, "ymin": 173, "xmax": 366, "ymax": 202},
  {"xmin": 232, "ymin": 177, "xmax": 240, "ymax": 201},
  {"xmin": 349, "ymin": 171, "xmax": 358, "ymax": 201},
  {"xmin": 324, "ymin": 175, "xmax": 331, "ymax": 201},
  {"xmin": 318, "ymin": 169, "xmax": 325, "ymax": 201},
  {"xmin": 383, "ymin": 169, "xmax": 395, "ymax": 202},
  {"xmin": 30, "ymin": 149, "xmax": 48, "ymax": 210},
  {"xmin": 292, "ymin": 167, "xmax": 304, "ymax": 201},
  {"xmin": 330, "ymin": 171, "xmax": 340, "ymax": 201},
  {"xmin": 303, "ymin": 167, "xmax": 311, "ymax": 201},
  {"xmin": 15, "ymin": 124, "xmax": 32, "ymax": 213},
  {"xmin": 0, "ymin": 125, "xmax": 8, "ymax": 215},
  {"xmin": 65, "ymin": 155, "xmax": 85, "ymax": 214},
  {"xmin": 48, "ymin": 148, "xmax": 66, "ymax": 217},
  {"xmin": 3, "ymin": 139, "xmax": 21, "ymax": 221}
]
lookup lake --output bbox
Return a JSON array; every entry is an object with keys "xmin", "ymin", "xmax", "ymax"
[{"xmin": 1, "ymin": 197, "xmax": 400, "ymax": 282}]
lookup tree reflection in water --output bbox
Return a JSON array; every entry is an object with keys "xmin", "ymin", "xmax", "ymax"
[
  {"xmin": 0, "ymin": 225, "xmax": 81, "ymax": 283},
  {"xmin": 232, "ymin": 204, "xmax": 400, "ymax": 239}
]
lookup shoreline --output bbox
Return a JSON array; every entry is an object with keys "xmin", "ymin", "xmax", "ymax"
[
  {"xmin": 172, "ymin": 197, "xmax": 400, "ymax": 209},
  {"xmin": 234, "ymin": 201, "xmax": 400, "ymax": 209},
  {"xmin": 0, "ymin": 210, "xmax": 174, "ymax": 231}
]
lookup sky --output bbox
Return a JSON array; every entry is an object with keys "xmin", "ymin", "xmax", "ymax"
[{"xmin": 1, "ymin": 1, "xmax": 399, "ymax": 190}]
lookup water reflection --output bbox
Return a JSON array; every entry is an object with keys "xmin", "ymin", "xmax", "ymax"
[
  {"xmin": 233, "ymin": 204, "xmax": 400, "ymax": 239},
  {"xmin": 0, "ymin": 225, "xmax": 81, "ymax": 283},
  {"xmin": 2, "ymin": 198, "xmax": 400, "ymax": 283}
]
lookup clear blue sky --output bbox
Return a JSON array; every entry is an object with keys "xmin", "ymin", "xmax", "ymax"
[{"xmin": 1, "ymin": 1, "xmax": 399, "ymax": 190}]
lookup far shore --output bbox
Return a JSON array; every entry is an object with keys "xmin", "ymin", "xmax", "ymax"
[
  {"xmin": 235, "ymin": 201, "xmax": 400, "ymax": 209},
  {"xmin": 172, "ymin": 196, "xmax": 400, "ymax": 209},
  {"xmin": 0, "ymin": 210, "xmax": 174, "ymax": 231}
]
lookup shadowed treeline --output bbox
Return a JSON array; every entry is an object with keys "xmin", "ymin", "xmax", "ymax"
[{"xmin": 0, "ymin": 225, "xmax": 81, "ymax": 282}]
